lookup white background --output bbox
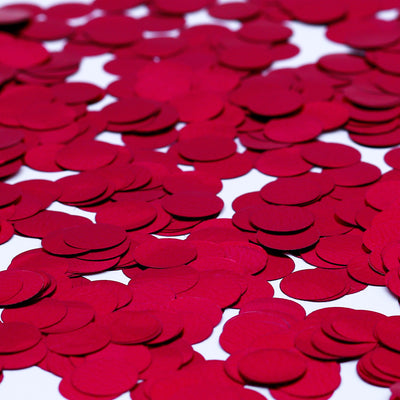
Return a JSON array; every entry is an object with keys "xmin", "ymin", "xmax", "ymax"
[{"xmin": 0, "ymin": 0, "xmax": 399, "ymax": 399}]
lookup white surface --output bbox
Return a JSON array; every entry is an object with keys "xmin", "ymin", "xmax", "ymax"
[{"xmin": 0, "ymin": 0, "xmax": 397, "ymax": 399}]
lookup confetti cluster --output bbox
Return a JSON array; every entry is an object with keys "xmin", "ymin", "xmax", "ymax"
[{"xmin": 1, "ymin": 0, "xmax": 400, "ymax": 399}]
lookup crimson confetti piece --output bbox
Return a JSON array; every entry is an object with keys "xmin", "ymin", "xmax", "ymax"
[
  {"xmin": 257, "ymin": 227, "xmax": 320, "ymax": 251},
  {"xmin": 56, "ymin": 140, "xmax": 118, "ymax": 171},
  {"xmin": 179, "ymin": 270, "xmax": 246, "ymax": 309},
  {"xmin": 13, "ymin": 210, "xmax": 91, "ymax": 238},
  {"xmin": 238, "ymin": 348, "xmax": 307, "ymax": 385},
  {"xmin": 177, "ymin": 136, "xmax": 236, "ymax": 162},
  {"xmin": 300, "ymin": 141, "xmax": 361, "ymax": 168},
  {"xmin": 280, "ymin": 269, "xmax": 349, "ymax": 301},
  {"xmin": 0, "ymin": 341, "xmax": 47, "ymax": 370},
  {"xmin": 71, "ymin": 357, "xmax": 138, "ymax": 396},
  {"xmin": 260, "ymin": 174, "xmax": 324, "ymax": 206},
  {"xmin": 250, "ymin": 204, "xmax": 314, "ymax": 233},
  {"xmin": 134, "ymin": 238, "xmax": 197, "ymax": 268},
  {"xmin": 42, "ymin": 301, "xmax": 95, "ymax": 334},
  {"xmin": 163, "ymin": 171, "xmax": 222, "ymax": 194},
  {"xmin": 162, "ymin": 191, "xmax": 224, "ymax": 219},
  {"xmin": 1, "ymin": 298, "xmax": 67, "ymax": 329},
  {"xmin": 256, "ymin": 147, "xmax": 313, "ymax": 177},
  {"xmin": 221, "ymin": 241, "xmax": 268, "ymax": 275},
  {"xmin": 0, "ymin": 270, "xmax": 47, "ymax": 306},
  {"xmin": 63, "ymin": 224, "xmax": 127, "ymax": 251},
  {"xmin": 45, "ymin": 323, "xmax": 110, "ymax": 356},
  {"xmin": 264, "ymin": 114, "xmax": 322, "ymax": 144},
  {"xmin": 95, "ymin": 200, "xmax": 157, "ymax": 231},
  {"xmin": 126, "ymin": 265, "xmax": 199, "ymax": 294},
  {"xmin": 103, "ymin": 97, "xmax": 161, "ymax": 125},
  {"xmin": 98, "ymin": 310, "xmax": 162, "ymax": 344},
  {"xmin": 0, "ymin": 321, "xmax": 41, "ymax": 353}
]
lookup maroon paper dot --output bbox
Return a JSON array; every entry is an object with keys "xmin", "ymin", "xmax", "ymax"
[
  {"xmin": 46, "ymin": 3, "xmax": 93, "ymax": 19},
  {"xmin": 0, "ymin": 270, "xmax": 47, "ymax": 306},
  {"xmin": 219, "ymin": 42, "xmax": 272, "ymax": 71},
  {"xmin": 0, "ymin": 341, "xmax": 47, "ymax": 370},
  {"xmin": 209, "ymin": 2, "xmax": 260, "ymax": 20},
  {"xmin": 256, "ymin": 147, "xmax": 313, "ymax": 177},
  {"xmin": 103, "ymin": 98, "xmax": 161, "ymax": 124},
  {"xmin": 95, "ymin": 200, "xmax": 157, "ymax": 231},
  {"xmin": 260, "ymin": 175, "xmax": 323, "ymax": 206},
  {"xmin": 13, "ymin": 210, "xmax": 91, "ymax": 239},
  {"xmin": 194, "ymin": 152, "xmax": 254, "ymax": 179},
  {"xmin": 24, "ymin": 143, "xmax": 64, "ymax": 172},
  {"xmin": 22, "ymin": 18, "xmax": 74, "ymax": 41},
  {"xmin": 2, "ymin": 298, "xmax": 66, "ymax": 329},
  {"xmin": 322, "ymin": 162, "xmax": 381, "ymax": 187},
  {"xmin": 280, "ymin": 0, "xmax": 347, "ymax": 24},
  {"xmin": 72, "ymin": 357, "xmax": 138, "ymax": 396},
  {"xmin": 250, "ymin": 204, "xmax": 315, "ymax": 233},
  {"xmin": 0, "ymin": 322, "xmax": 41, "ymax": 353},
  {"xmin": 238, "ymin": 349, "xmax": 307, "ymax": 385},
  {"xmin": 0, "ymin": 182, "xmax": 21, "ymax": 207},
  {"xmin": 375, "ymin": 316, "xmax": 400, "ymax": 352},
  {"xmin": 0, "ymin": 7, "xmax": 32, "ymax": 26},
  {"xmin": 257, "ymin": 226, "xmax": 320, "ymax": 251},
  {"xmin": 366, "ymin": 180, "xmax": 400, "ymax": 211},
  {"xmin": 127, "ymin": 265, "xmax": 199, "ymax": 294},
  {"xmin": 180, "ymin": 270, "xmax": 246, "ymax": 308},
  {"xmin": 177, "ymin": 136, "xmax": 236, "ymax": 162},
  {"xmin": 318, "ymin": 54, "xmax": 370, "ymax": 74},
  {"xmin": 172, "ymin": 92, "xmax": 224, "ymax": 122},
  {"xmin": 384, "ymin": 147, "xmax": 400, "ymax": 169},
  {"xmin": 162, "ymin": 191, "xmax": 224, "ymax": 219},
  {"xmin": 63, "ymin": 224, "xmax": 127, "ymax": 251},
  {"xmin": 302, "ymin": 101, "xmax": 349, "ymax": 131},
  {"xmin": 19, "ymin": 101, "xmax": 75, "ymax": 131},
  {"xmin": 45, "ymin": 323, "xmax": 110, "ymax": 356},
  {"xmin": 264, "ymin": 114, "xmax": 322, "ymax": 143},
  {"xmin": 82, "ymin": 15, "xmax": 142, "ymax": 46},
  {"xmin": 134, "ymin": 238, "xmax": 197, "ymax": 268},
  {"xmin": 56, "ymin": 141, "xmax": 118, "ymax": 171},
  {"xmin": 43, "ymin": 302, "xmax": 95, "ymax": 334},
  {"xmin": 281, "ymin": 269, "xmax": 349, "ymax": 301},
  {"xmin": 99, "ymin": 310, "xmax": 162, "ymax": 345},
  {"xmin": 315, "ymin": 233, "xmax": 364, "ymax": 265},
  {"xmin": 300, "ymin": 141, "xmax": 361, "ymax": 168},
  {"xmin": 257, "ymin": 254, "xmax": 296, "ymax": 281},
  {"xmin": 135, "ymin": 37, "xmax": 187, "ymax": 58},
  {"xmin": 246, "ymin": 88, "xmax": 303, "ymax": 116},
  {"xmin": 154, "ymin": 0, "xmax": 213, "ymax": 14},
  {"xmin": 0, "ymin": 37, "xmax": 49, "ymax": 69},
  {"xmin": 344, "ymin": 85, "xmax": 400, "ymax": 109},
  {"xmin": 135, "ymin": 61, "xmax": 192, "ymax": 102},
  {"xmin": 51, "ymin": 82, "xmax": 103, "ymax": 105},
  {"xmin": 239, "ymin": 20, "xmax": 292, "ymax": 43}
]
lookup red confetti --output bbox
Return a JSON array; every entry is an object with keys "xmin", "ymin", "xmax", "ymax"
[
  {"xmin": 250, "ymin": 204, "xmax": 314, "ymax": 233},
  {"xmin": 82, "ymin": 16, "xmax": 141, "ymax": 46},
  {"xmin": 0, "ymin": 322, "xmax": 41, "ymax": 353},
  {"xmin": 280, "ymin": 269, "xmax": 349, "ymax": 301},
  {"xmin": 134, "ymin": 238, "xmax": 197, "ymax": 268},
  {"xmin": 2, "ymin": 1, "xmax": 400, "ymax": 399},
  {"xmin": 161, "ymin": 191, "xmax": 224, "ymax": 219},
  {"xmin": 95, "ymin": 200, "xmax": 157, "ymax": 231},
  {"xmin": 238, "ymin": 348, "xmax": 307, "ymax": 385},
  {"xmin": 45, "ymin": 323, "xmax": 110, "ymax": 356},
  {"xmin": 264, "ymin": 114, "xmax": 322, "ymax": 143},
  {"xmin": 71, "ymin": 357, "xmax": 138, "ymax": 396},
  {"xmin": 177, "ymin": 136, "xmax": 236, "ymax": 162}
]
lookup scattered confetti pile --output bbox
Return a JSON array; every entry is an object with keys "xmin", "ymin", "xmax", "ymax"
[{"xmin": 2, "ymin": 0, "xmax": 400, "ymax": 399}]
